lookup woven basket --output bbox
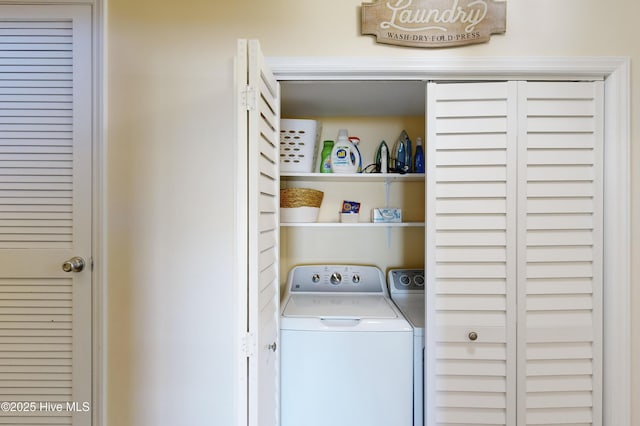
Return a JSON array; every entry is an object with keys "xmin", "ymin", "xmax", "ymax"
[{"xmin": 280, "ymin": 188, "xmax": 324, "ymax": 208}]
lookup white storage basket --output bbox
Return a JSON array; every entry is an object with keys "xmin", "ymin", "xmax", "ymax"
[{"xmin": 279, "ymin": 119, "xmax": 319, "ymax": 173}]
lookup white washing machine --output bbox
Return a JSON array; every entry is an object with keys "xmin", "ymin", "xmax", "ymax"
[
  {"xmin": 280, "ymin": 264, "xmax": 413, "ymax": 426},
  {"xmin": 388, "ymin": 269, "xmax": 425, "ymax": 426}
]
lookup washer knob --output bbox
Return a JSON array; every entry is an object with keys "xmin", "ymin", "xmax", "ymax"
[
  {"xmin": 352, "ymin": 274, "xmax": 360, "ymax": 284},
  {"xmin": 312, "ymin": 273, "xmax": 320, "ymax": 283},
  {"xmin": 330, "ymin": 272, "xmax": 342, "ymax": 285}
]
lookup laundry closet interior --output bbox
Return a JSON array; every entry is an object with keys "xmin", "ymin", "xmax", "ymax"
[
  {"xmin": 241, "ymin": 41, "xmax": 610, "ymax": 425},
  {"xmin": 279, "ymin": 79, "xmax": 427, "ymax": 276}
]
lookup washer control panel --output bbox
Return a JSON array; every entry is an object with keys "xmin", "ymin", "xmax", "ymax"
[
  {"xmin": 388, "ymin": 269, "xmax": 425, "ymax": 293},
  {"xmin": 288, "ymin": 265, "xmax": 386, "ymax": 293}
]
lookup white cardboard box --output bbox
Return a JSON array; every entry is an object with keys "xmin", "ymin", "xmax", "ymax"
[{"xmin": 371, "ymin": 208, "xmax": 402, "ymax": 223}]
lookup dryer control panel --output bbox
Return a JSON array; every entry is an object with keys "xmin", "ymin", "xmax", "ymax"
[
  {"xmin": 388, "ymin": 269, "xmax": 425, "ymax": 293},
  {"xmin": 287, "ymin": 265, "xmax": 386, "ymax": 294}
]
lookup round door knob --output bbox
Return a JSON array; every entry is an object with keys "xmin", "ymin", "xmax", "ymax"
[
  {"xmin": 267, "ymin": 342, "xmax": 277, "ymax": 352},
  {"xmin": 468, "ymin": 331, "xmax": 478, "ymax": 341},
  {"xmin": 62, "ymin": 256, "xmax": 85, "ymax": 273}
]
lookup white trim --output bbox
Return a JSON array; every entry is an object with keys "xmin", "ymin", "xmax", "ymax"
[
  {"xmin": 268, "ymin": 56, "xmax": 632, "ymax": 426},
  {"xmin": 602, "ymin": 59, "xmax": 632, "ymax": 426},
  {"xmin": 424, "ymin": 82, "xmax": 437, "ymax": 426},
  {"xmin": 268, "ymin": 56, "xmax": 625, "ymax": 81},
  {"xmin": 92, "ymin": 1, "xmax": 105, "ymax": 426}
]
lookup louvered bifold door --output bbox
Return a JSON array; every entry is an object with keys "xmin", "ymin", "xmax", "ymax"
[
  {"xmin": 244, "ymin": 39, "xmax": 280, "ymax": 426},
  {"xmin": 0, "ymin": 6, "xmax": 92, "ymax": 426},
  {"xmin": 426, "ymin": 82, "xmax": 518, "ymax": 426},
  {"xmin": 516, "ymin": 81, "xmax": 603, "ymax": 426}
]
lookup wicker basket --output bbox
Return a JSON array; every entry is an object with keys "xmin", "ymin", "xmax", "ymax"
[
  {"xmin": 280, "ymin": 188, "xmax": 324, "ymax": 223},
  {"xmin": 280, "ymin": 188, "xmax": 324, "ymax": 208}
]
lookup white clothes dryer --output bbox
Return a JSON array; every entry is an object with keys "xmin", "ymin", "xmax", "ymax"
[
  {"xmin": 280, "ymin": 264, "xmax": 413, "ymax": 426},
  {"xmin": 388, "ymin": 268, "xmax": 425, "ymax": 426}
]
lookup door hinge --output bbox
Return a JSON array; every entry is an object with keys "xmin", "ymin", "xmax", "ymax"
[
  {"xmin": 241, "ymin": 332, "xmax": 256, "ymax": 358},
  {"xmin": 242, "ymin": 85, "xmax": 257, "ymax": 111}
]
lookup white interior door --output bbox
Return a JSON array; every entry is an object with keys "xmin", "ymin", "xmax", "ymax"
[
  {"xmin": 235, "ymin": 39, "xmax": 280, "ymax": 426},
  {"xmin": 516, "ymin": 81, "xmax": 603, "ymax": 425},
  {"xmin": 426, "ymin": 81, "xmax": 518, "ymax": 426},
  {"xmin": 0, "ymin": 4, "xmax": 93, "ymax": 426}
]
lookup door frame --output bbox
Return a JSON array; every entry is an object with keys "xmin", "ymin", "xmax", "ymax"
[{"xmin": 267, "ymin": 56, "xmax": 631, "ymax": 425}]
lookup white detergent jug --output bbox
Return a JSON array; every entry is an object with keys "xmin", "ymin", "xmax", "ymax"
[{"xmin": 330, "ymin": 129, "xmax": 360, "ymax": 173}]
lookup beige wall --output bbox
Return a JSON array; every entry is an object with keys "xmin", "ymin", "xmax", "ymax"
[{"xmin": 106, "ymin": 1, "xmax": 639, "ymax": 425}]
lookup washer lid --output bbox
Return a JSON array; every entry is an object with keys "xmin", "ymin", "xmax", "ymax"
[{"xmin": 282, "ymin": 294, "xmax": 398, "ymax": 319}]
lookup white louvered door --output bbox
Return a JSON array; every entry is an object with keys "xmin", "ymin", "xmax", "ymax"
[
  {"xmin": 426, "ymin": 81, "xmax": 518, "ymax": 426},
  {"xmin": 0, "ymin": 5, "xmax": 92, "ymax": 426},
  {"xmin": 426, "ymin": 80, "xmax": 603, "ymax": 426},
  {"xmin": 516, "ymin": 81, "xmax": 603, "ymax": 425},
  {"xmin": 236, "ymin": 39, "xmax": 280, "ymax": 426}
]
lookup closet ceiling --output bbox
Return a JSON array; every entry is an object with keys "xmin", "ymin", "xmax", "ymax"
[{"xmin": 280, "ymin": 80, "xmax": 426, "ymax": 117}]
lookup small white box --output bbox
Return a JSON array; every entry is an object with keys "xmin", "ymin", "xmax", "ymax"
[
  {"xmin": 340, "ymin": 212, "xmax": 360, "ymax": 223},
  {"xmin": 372, "ymin": 208, "xmax": 402, "ymax": 223}
]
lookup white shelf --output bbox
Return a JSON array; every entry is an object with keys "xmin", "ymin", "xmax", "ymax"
[
  {"xmin": 280, "ymin": 172, "xmax": 424, "ymax": 182},
  {"xmin": 280, "ymin": 222, "xmax": 425, "ymax": 228}
]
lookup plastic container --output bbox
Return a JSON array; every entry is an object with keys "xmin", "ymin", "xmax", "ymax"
[
  {"xmin": 279, "ymin": 119, "xmax": 320, "ymax": 173},
  {"xmin": 331, "ymin": 129, "xmax": 360, "ymax": 173},
  {"xmin": 320, "ymin": 140, "xmax": 334, "ymax": 173}
]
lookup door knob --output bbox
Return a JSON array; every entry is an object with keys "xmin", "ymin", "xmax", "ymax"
[
  {"xmin": 267, "ymin": 342, "xmax": 277, "ymax": 352},
  {"xmin": 468, "ymin": 331, "xmax": 478, "ymax": 341},
  {"xmin": 62, "ymin": 256, "xmax": 85, "ymax": 273}
]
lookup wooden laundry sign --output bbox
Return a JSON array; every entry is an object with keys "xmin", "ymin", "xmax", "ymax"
[{"xmin": 361, "ymin": 0, "xmax": 506, "ymax": 47}]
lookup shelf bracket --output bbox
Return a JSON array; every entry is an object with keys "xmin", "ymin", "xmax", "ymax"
[
  {"xmin": 386, "ymin": 226, "xmax": 391, "ymax": 248},
  {"xmin": 384, "ymin": 179, "xmax": 391, "ymax": 208}
]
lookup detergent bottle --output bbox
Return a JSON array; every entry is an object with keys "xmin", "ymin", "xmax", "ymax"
[
  {"xmin": 319, "ymin": 140, "xmax": 334, "ymax": 173},
  {"xmin": 330, "ymin": 129, "xmax": 360, "ymax": 173}
]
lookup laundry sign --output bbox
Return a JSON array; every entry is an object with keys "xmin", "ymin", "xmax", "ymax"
[{"xmin": 361, "ymin": 0, "xmax": 506, "ymax": 47}]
